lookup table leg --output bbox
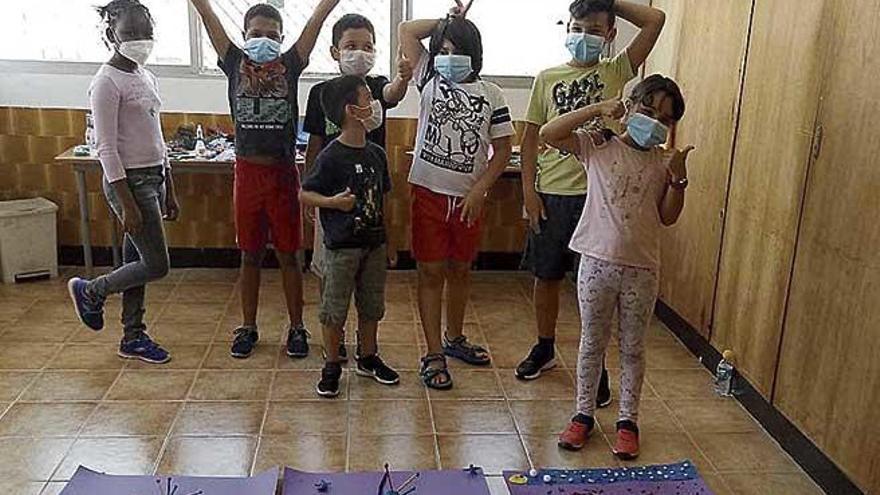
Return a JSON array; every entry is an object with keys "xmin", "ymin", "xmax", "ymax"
[
  {"xmin": 74, "ymin": 168, "xmax": 93, "ymax": 273},
  {"xmin": 110, "ymin": 213, "xmax": 121, "ymax": 268}
]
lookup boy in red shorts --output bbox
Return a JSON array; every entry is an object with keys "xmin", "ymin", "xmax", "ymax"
[{"xmin": 191, "ymin": 0, "xmax": 339, "ymax": 358}]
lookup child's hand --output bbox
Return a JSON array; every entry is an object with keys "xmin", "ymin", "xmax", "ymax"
[
  {"xmin": 523, "ymin": 189, "xmax": 546, "ymax": 232},
  {"xmin": 667, "ymin": 145, "xmax": 695, "ymax": 181},
  {"xmin": 601, "ymin": 99, "xmax": 626, "ymax": 120},
  {"xmin": 397, "ymin": 55, "xmax": 414, "ymax": 83},
  {"xmin": 330, "ymin": 188, "xmax": 357, "ymax": 212},
  {"xmin": 386, "ymin": 243, "xmax": 398, "ymax": 268},
  {"xmin": 449, "ymin": 0, "xmax": 474, "ymax": 18},
  {"xmin": 121, "ymin": 204, "xmax": 144, "ymax": 235},
  {"xmin": 163, "ymin": 193, "xmax": 181, "ymax": 221},
  {"xmin": 459, "ymin": 187, "xmax": 486, "ymax": 227}
]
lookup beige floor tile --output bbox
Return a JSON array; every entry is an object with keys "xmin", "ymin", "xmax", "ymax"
[
  {"xmin": 189, "ymin": 370, "xmax": 272, "ymax": 401},
  {"xmin": 106, "ymin": 370, "xmax": 196, "ymax": 401},
  {"xmin": 522, "ymin": 433, "xmax": 620, "ymax": 469},
  {"xmin": 432, "ymin": 400, "xmax": 517, "ymax": 434},
  {"xmin": 0, "ymin": 437, "xmax": 73, "ymax": 480},
  {"xmin": 0, "ymin": 323, "xmax": 77, "ymax": 343},
  {"xmin": 349, "ymin": 400, "xmax": 433, "ymax": 435},
  {"xmin": 169, "ymin": 283, "xmax": 235, "ymax": 303},
  {"xmin": 21, "ymin": 371, "xmax": 119, "ymax": 401},
  {"xmin": 701, "ymin": 473, "xmax": 733, "ymax": 495},
  {"xmin": 0, "ymin": 481, "xmax": 46, "ymax": 495},
  {"xmin": 158, "ymin": 437, "xmax": 257, "ymax": 476},
  {"xmin": 692, "ymin": 432, "xmax": 800, "ymax": 474},
  {"xmin": 376, "ymin": 322, "xmax": 420, "ymax": 344},
  {"xmin": 721, "ymin": 472, "xmax": 823, "ymax": 495},
  {"xmin": 0, "ymin": 402, "xmax": 95, "ymax": 436},
  {"xmin": 438, "ymin": 435, "xmax": 529, "ymax": 474},
  {"xmin": 509, "ymin": 399, "xmax": 579, "ymax": 434},
  {"xmin": 54, "ymin": 436, "xmax": 163, "ymax": 480},
  {"xmin": 81, "ymin": 402, "xmax": 180, "ymax": 436},
  {"xmin": 0, "ymin": 372, "xmax": 38, "ymax": 401},
  {"xmin": 646, "ymin": 369, "xmax": 718, "ymax": 400},
  {"xmin": 129, "ymin": 344, "xmax": 210, "ymax": 370},
  {"xmin": 0, "ymin": 344, "xmax": 61, "ymax": 370},
  {"xmin": 428, "ymin": 370, "xmax": 503, "ymax": 400},
  {"xmin": 499, "ymin": 369, "xmax": 574, "ymax": 400},
  {"xmin": 667, "ymin": 398, "xmax": 761, "ymax": 434},
  {"xmin": 172, "ymin": 402, "xmax": 266, "ymax": 436},
  {"xmin": 0, "ymin": 299, "xmax": 34, "ymax": 323},
  {"xmin": 155, "ymin": 302, "xmax": 228, "ymax": 324},
  {"xmin": 180, "ymin": 268, "xmax": 240, "ymax": 284},
  {"xmin": 202, "ymin": 343, "xmax": 278, "ymax": 369},
  {"xmin": 272, "ymin": 370, "xmax": 348, "ymax": 400},
  {"xmin": 595, "ymin": 399, "xmax": 684, "ymax": 434},
  {"xmin": 47, "ymin": 344, "xmax": 124, "ymax": 370},
  {"xmin": 647, "ymin": 344, "xmax": 704, "ymax": 369},
  {"xmin": 349, "ymin": 371, "xmax": 425, "ymax": 400},
  {"xmin": 348, "ymin": 435, "xmax": 439, "ymax": 471},
  {"xmin": 263, "ymin": 401, "xmax": 348, "ymax": 435},
  {"xmin": 148, "ymin": 321, "xmax": 219, "ymax": 343},
  {"xmin": 254, "ymin": 435, "xmax": 347, "ymax": 472}
]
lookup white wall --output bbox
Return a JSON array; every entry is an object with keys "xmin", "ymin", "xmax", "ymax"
[{"xmin": 0, "ymin": 70, "xmax": 531, "ymax": 119}]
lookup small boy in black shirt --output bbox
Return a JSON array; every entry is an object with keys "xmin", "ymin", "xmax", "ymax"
[{"xmin": 301, "ymin": 75, "xmax": 399, "ymax": 397}]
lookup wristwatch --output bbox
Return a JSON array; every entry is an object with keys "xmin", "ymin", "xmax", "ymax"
[{"xmin": 669, "ymin": 176, "xmax": 689, "ymax": 190}]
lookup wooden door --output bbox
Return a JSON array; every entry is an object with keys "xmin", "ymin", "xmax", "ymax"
[
  {"xmin": 709, "ymin": 0, "xmax": 828, "ymax": 396},
  {"xmin": 773, "ymin": 2, "xmax": 880, "ymax": 491},
  {"xmin": 654, "ymin": 0, "xmax": 753, "ymax": 336}
]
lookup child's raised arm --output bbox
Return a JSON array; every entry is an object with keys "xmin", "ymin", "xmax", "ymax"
[
  {"xmin": 539, "ymin": 100, "xmax": 623, "ymax": 156},
  {"xmin": 190, "ymin": 0, "xmax": 231, "ymax": 59},
  {"xmin": 292, "ymin": 0, "xmax": 341, "ymax": 63},
  {"xmin": 615, "ymin": 1, "xmax": 666, "ymax": 71},
  {"xmin": 397, "ymin": 18, "xmax": 440, "ymax": 70}
]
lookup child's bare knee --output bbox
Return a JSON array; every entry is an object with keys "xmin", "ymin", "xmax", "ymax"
[{"xmin": 241, "ymin": 249, "xmax": 265, "ymax": 267}]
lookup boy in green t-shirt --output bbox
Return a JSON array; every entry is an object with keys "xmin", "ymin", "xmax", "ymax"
[{"xmin": 517, "ymin": 0, "xmax": 666, "ymax": 393}]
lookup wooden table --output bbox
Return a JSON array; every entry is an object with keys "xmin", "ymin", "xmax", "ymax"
[{"xmin": 56, "ymin": 147, "xmax": 520, "ymax": 272}]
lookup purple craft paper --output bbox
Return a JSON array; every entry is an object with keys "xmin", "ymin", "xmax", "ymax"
[
  {"xmin": 504, "ymin": 479, "xmax": 714, "ymax": 495},
  {"xmin": 283, "ymin": 467, "xmax": 492, "ymax": 495},
  {"xmin": 59, "ymin": 466, "xmax": 278, "ymax": 495}
]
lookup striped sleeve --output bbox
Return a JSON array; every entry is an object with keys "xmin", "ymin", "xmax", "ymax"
[{"xmin": 486, "ymin": 82, "xmax": 515, "ymax": 139}]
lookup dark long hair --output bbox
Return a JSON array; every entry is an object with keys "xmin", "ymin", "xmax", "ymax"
[{"xmin": 419, "ymin": 16, "xmax": 483, "ymax": 89}]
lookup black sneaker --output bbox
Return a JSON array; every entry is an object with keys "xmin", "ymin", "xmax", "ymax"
[
  {"xmin": 230, "ymin": 326, "xmax": 259, "ymax": 359},
  {"xmin": 597, "ymin": 367, "xmax": 612, "ymax": 408},
  {"xmin": 515, "ymin": 343, "xmax": 557, "ymax": 381},
  {"xmin": 316, "ymin": 362, "xmax": 343, "ymax": 397},
  {"xmin": 286, "ymin": 324, "xmax": 310, "ymax": 358},
  {"xmin": 355, "ymin": 354, "xmax": 400, "ymax": 385}
]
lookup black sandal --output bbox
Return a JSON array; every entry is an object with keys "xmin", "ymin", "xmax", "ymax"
[
  {"xmin": 420, "ymin": 353, "xmax": 453, "ymax": 390},
  {"xmin": 443, "ymin": 334, "xmax": 491, "ymax": 366}
]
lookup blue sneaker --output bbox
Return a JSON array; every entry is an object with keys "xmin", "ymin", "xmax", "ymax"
[
  {"xmin": 118, "ymin": 333, "xmax": 171, "ymax": 364},
  {"xmin": 67, "ymin": 277, "xmax": 104, "ymax": 331},
  {"xmin": 230, "ymin": 326, "xmax": 259, "ymax": 358}
]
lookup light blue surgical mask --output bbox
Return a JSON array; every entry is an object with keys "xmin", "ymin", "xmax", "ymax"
[
  {"xmin": 243, "ymin": 37, "xmax": 281, "ymax": 64},
  {"xmin": 627, "ymin": 113, "xmax": 669, "ymax": 148},
  {"xmin": 565, "ymin": 32, "xmax": 605, "ymax": 63},
  {"xmin": 434, "ymin": 54, "xmax": 473, "ymax": 83}
]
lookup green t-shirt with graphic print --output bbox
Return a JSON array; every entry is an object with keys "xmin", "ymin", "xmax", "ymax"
[{"xmin": 525, "ymin": 53, "xmax": 635, "ymax": 195}]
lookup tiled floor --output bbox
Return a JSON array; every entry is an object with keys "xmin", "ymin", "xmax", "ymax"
[{"xmin": 0, "ymin": 268, "xmax": 823, "ymax": 495}]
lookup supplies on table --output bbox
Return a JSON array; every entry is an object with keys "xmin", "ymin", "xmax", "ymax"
[{"xmin": 167, "ymin": 123, "xmax": 234, "ymax": 161}]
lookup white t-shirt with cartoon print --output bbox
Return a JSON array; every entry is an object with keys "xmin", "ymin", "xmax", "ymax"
[{"xmin": 408, "ymin": 55, "xmax": 516, "ymax": 198}]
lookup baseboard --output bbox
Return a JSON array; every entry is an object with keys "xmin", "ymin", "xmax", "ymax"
[
  {"xmin": 58, "ymin": 246, "xmax": 526, "ymax": 271},
  {"xmin": 654, "ymin": 300, "xmax": 864, "ymax": 495}
]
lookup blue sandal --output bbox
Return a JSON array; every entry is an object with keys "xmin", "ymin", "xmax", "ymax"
[
  {"xmin": 443, "ymin": 334, "xmax": 491, "ymax": 366},
  {"xmin": 420, "ymin": 353, "xmax": 453, "ymax": 390}
]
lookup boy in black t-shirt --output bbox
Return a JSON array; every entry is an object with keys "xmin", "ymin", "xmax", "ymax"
[
  {"xmin": 303, "ymin": 13, "xmax": 413, "ymax": 360},
  {"xmin": 301, "ymin": 75, "xmax": 400, "ymax": 397},
  {"xmin": 190, "ymin": 0, "xmax": 339, "ymax": 361}
]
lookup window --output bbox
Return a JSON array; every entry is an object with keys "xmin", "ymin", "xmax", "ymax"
[
  {"xmin": 411, "ymin": 0, "xmax": 574, "ymax": 77},
  {"xmin": 199, "ymin": 0, "xmax": 392, "ymax": 76},
  {"xmin": 0, "ymin": 0, "xmax": 191, "ymax": 65}
]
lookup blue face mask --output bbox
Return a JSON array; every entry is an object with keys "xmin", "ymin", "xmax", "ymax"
[
  {"xmin": 434, "ymin": 54, "xmax": 473, "ymax": 83},
  {"xmin": 243, "ymin": 37, "xmax": 281, "ymax": 64},
  {"xmin": 627, "ymin": 112, "xmax": 669, "ymax": 148},
  {"xmin": 565, "ymin": 32, "xmax": 605, "ymax": 63}
]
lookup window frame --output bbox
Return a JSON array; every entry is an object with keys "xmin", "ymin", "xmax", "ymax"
[{"xmin": 0, "ymin": 1, "xmax": 539, "ymax": 88}]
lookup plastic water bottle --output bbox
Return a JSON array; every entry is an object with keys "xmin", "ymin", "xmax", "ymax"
[
  {"xmin": 194, "ymin": 124, "xmax": 207, "ymax": 157},
  {"xmin": 715, "ymin": 350, "xmax": 736, "ymax": 397},
  {"xmin": 84, "ymin": 112, "xmax": 96, "ymax": 149}
]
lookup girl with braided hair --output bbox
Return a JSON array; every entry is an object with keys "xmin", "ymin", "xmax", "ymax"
[{"xmin": 68, "ymin": 0, "xmax": 180, "ymax": 365}]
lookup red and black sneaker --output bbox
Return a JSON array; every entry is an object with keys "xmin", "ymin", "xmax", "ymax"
[
  {"xmin": 612, "ymin": 420, "xmax": 640, "ymax": 460},
  {"xmin": 558, "ymin": 415, "xmax": 594, "ymax": 451}
]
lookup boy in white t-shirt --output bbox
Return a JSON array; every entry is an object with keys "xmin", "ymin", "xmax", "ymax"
[{"xmin": 399, "ymin": 1, "xmax": 515, "ymax": 389}]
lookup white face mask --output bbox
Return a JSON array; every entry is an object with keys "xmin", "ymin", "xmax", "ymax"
[
  {"xmin": 117, "ymin": 40, "xmax": 154, "ymax": 66},
  {"xmin": 339, "ymin": 49, "xmax": 376, "ymax": 76},
  {"xmin": 352, "ymin": 99, "xmax": 384, "ymax": 132}
]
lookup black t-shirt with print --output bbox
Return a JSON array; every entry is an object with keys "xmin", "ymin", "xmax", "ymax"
[
  {"xmin": 302, "ymin": 75, "xmax": 396, "ymax": 149},
  {"xmin": 218, "ymin": 46, "xmax": 306, "ymax": 162},
  {"xmin": 302, "ymin": 139, "xmax": 392, "ymax": 249}
]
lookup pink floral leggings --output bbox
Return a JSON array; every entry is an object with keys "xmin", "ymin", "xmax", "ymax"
[{"xmin": 576, "ymin": 255, "xmax": 659, "ymax": 423}]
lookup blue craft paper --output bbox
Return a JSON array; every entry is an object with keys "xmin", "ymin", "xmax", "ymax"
[
  {"xmin": 59, "ymin": 466, "xmax": 278, "ymax": 495},
  {"xmin": 282, "ymin": 467, "xmax": 492, "ymax": 495}
]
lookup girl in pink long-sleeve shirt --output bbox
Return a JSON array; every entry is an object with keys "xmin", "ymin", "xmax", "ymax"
[{"xmin": 68, "ymin": 0, "xmax": 179, "ymax": 365}]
